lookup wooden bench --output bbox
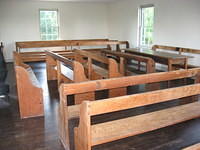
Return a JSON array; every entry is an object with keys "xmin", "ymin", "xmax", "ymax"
[
  {"xmin": 59, "ymin": 68, "xmax": 200, "ymax": 150},
  {"xmin": 74, "ymin": 49, "xmax": 128, "ymax": 98},
  {"xmin": 101, "ymin": 49, "xmax": 155, "ymax": 73},
  {"xmin": 74, "ymin": 84, "xmax": 200, "ymax": 150},
  {"xmin": 16, "ymin": 39, "xmax": 110, "ymax": 52},
  {"xmin": 46, "ymin": 50, "xmax": 126, "ymax": 84},
  {"xmin": 15, "ymin": 39, "xmax": 129, "ymax": 62},
  {"xmin": 74, "ymin": 50, "xmax": 125, "ymax": 79},
  {"xmin": 13, "ymin": 52, "xmax": 43, "ymax": 119},
  {"xmin": 46, "ymin": 50, "xmax": 126, "ymax": 104},
  {"xmin": 152, "ymin": 45, "xmax": 200, "ymax": 69},
  {"xmin": 46, "ymin": 51, "xmax": 75, "ymax": 81},
  {"xmin": 124, "ymin": 48, "xmax": 188, "ymax": 71},
  {"xmin": 46, "ymin": 50, "xmax": 95, "ymax": 104},
  {"xmin": 183, "ymin": 143, "xmax": 200, "ymax": 150}
]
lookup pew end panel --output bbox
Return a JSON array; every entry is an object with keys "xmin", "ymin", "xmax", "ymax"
[
  {"xmin": 13, "ymin": 51, "xmax": 30, "ymax": 68},
  {"xmin": 108, "ymin": 58, "xmax": 126, "ymax": 97},
  {"xmin": 15, "ymin": 66, "xmax": 44, "ymax": 119},
  {"xmin": 73, "ymin": 61, "xmax": 95, "ymax": 105}
]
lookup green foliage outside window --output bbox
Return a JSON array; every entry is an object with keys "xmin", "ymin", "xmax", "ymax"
[
  {"xmin": 140, "ymin": 6, "xmax": 154, "ymax": 46},
  {"xmin": 39, "ymin": 10, "xmax": 59, "ymax": 40}
]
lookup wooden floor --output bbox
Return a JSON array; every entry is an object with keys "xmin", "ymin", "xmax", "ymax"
[{"xmin": 0, "ymin": 62, "xmax": 200, "ymax": 150}]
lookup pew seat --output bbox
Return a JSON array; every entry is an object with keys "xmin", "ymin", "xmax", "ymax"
[{"xmin": 92, "ymin": 64, "xmax": 108, "ymax": 79}]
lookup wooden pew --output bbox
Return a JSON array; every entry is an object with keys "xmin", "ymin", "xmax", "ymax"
[
  {"xmin": 46, "ymin": 51, "xmax": 95, "ymax": 104},
  {"xmin": 152, "ymin": 45, "xmax": 200, "ymax": 69},
  {"xmin": 15, "ymin": 39, "xmax": 129, "ymax": 62},
  {"xmin": 74, "ymin": 49, "xmax": 127, "ymax": 98},
  {"xmin": 16, "ymin": 39, "xmax": 110, "ymax": 52},
  {"xmin": 59, "ymin": 68, "xmax": 200, "ymax": 150},
  {"xmin": 74, "ymin": 83, "xmax": 200, "ymax": 150},
  {"xmin": 46, "ymin": 50, "xmax": 126, "ymax": 103},
  {"xmin": 46, "ymin": 51, "xmax": 75, "ymax": 81},
  {"xmin": 101, "ymin": 49, "xmax": 155, "ymax": 73},
  {"xmin": 13, "ymin": 52, "xmax": 44, "ymax": 119},
  {"xmin": 46, "ymin": 49, "xmax": 128, "ymax": 107},
  {"xmin": 19, "ymin": 50, "xmax": 74, "ymax": 62},
  {"xmin": 16, "ymin": 39, "xmax": 110, "ymax": 62},
  {"xmin": 76, "ymin": 40, "xmax": 129, "ymax": 51},
  {"xmin": 183, "ymin": 143, "xmax": 200, "ymax": 150},
  {"xmin": 74, "ymin": 49, "xmax": 125, "ymax": 79}
]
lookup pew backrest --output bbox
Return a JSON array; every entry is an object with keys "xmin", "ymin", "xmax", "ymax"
[
  {"xmin": 152, "ymin": 45, "xmax": 200, "ymax": 68},
  {"xmin": 75, "ymin": 84, "xmax": 200, "ymax": 150},
  {"xmin": 15, "ymin": 39, "xmax": 130, "ymax": 62},
  {"xmin": 16, "ymin": 39, "xmax": 110, "ymax": 51}
]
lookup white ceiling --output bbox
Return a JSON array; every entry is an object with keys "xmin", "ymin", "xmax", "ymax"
[{"xmin": 37, "ymin": 0, "xmax": 120, "ymax": 2}]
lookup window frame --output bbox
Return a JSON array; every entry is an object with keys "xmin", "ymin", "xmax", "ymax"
[
  {"xmin": 39, "ymin": 9, "xmax": 60, "ymax": 41},
  {"xmin": 137, "ymin": 4, "xmax": 155, "ymax": 48}
]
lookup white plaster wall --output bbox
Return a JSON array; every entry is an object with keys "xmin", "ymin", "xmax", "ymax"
[
  {"xmin": 108, "ymin": 0, "xmax": 200, "ymax": 49},
  {"xmin": 1, "ymin": 0, "xmax": 200, "ymax": 62},
  {"xmin": 0, "ymin": 0, "xmax": 108, "ymax": 61}
]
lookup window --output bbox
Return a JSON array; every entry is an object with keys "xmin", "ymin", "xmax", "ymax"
[
  {"xmin": 138, "ymin": 5, "xmax": 154, "ymax": 47},
  {"xmin": 39, "ymin": 10, "xmax": 59, "ymax": 40}
]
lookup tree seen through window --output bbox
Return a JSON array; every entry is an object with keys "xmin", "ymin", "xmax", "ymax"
[
  {"xmin": 39, "ymin": 10, "xmax": 59, "ymax": 40},
  {"xmin": 139, "ymin": 6, "xmax": 154, "ymax": 47}
]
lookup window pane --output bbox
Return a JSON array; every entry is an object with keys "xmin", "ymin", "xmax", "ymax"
[
  {"xmin": 39, "ymin": 10, "xmax": 59, "ymax": 41},
  {"xmin": 139, "ymin": 6, "xmax": 154, "ymax": 47}
]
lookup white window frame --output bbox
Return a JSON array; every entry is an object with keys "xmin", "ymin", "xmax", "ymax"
[{"xmin": 39, "ymin": 9, "xmax": 60, "ymax": 41}]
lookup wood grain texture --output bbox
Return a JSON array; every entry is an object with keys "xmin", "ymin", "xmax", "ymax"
[
  {"xmin": 74, "ymin": 50, "xmax": 127, "ymax": 98},
  {"xmin": 59, "ymin": 51, "xmax": 131, "ymax": 149},
  {"xmin": 75, "ymin": 83, "xmax": 200, "ymax": 149},
  {"xmin": 15, "ymin": 66, "xmax": 43, "ymax": 119},
  {"xmin": 75, "ymin": 49, "xmax": 109, "ymax": 64},
  {"xmin": 59, "ymin": 68, "xmax": 200, "ymax": 150},
  {"xmin": 108, "ymin": 58, "xmax": 126, "ymax": 97},
  {"xmin": 124, "ymin": 48, "xmax": 188, "ymax": 71},
  {"xmin": 91, "ymin": 102, "xmax": 200, "ymax": 146},
  {"xmin": 59, "ymin": 85, "xmax": 70, "ymax": 150},
  {"xmin": 102, "ymin": 49, "xmax": 155, "ymax": 73},
  {"xmin": 152, "ymin": 45, "xmax": 200, "ymax": 69},
  {"xmin": 13, "ymin": 51, "xmax": 29, "ymax": 68},
  {"xmin": 90, "ymin": 83, "xmax": 200, "ymax": 116},
  {"xmin": 183, "ymin": 143, "xmax": 200, "ymax": 150},
  {"xmin": 16, "ymin": 39, "xmax": 110, "ymax": 49},
  {"xmin": 62, "ymin": 68, "xmax": 200, "ymax": 95},
  {"xmin": 46, "ymin": 50, "xmax": 128, "ymax": 104},
  {"xmin": 46, "ymin": 54, "xmax": 58, "ymax": 81},
  {"xmin": 15, "ymin": 39, "xmax": 129, "ymax": 62},
  {"xmin": 73, "ymin": 61, "xmax": 95, "ymax": 105},
  {"xmin": 4, "ymin": 62, "xmax": 200, "ymax": 150},
  {"xmin": 152, "ymin": 45, "xmax": 200, "ymax": 54},
  {"xmin": 74, "ymin": 101, "xmax": 91, "ymax": 150}
]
